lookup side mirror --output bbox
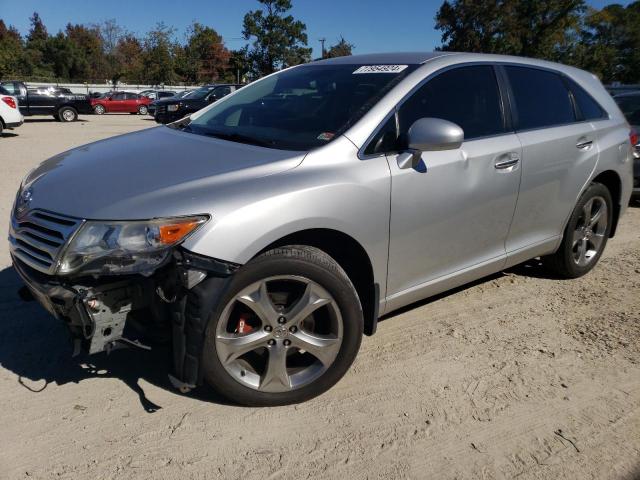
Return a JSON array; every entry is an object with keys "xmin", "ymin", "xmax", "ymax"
[{"xmin": 397, "ymin": 118, "xmax": 464, "ymax": 169}]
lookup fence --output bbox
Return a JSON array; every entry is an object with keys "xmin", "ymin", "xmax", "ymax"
[{"xmin": 17, "ymin": 81, "xmax": 197, "ymax": 95}]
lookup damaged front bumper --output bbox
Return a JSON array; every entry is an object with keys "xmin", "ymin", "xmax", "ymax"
[{"xmin": 12, "ymin": 248, "xmax": 240, "ymax": 389}]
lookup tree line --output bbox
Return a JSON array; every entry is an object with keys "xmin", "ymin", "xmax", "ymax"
[
  {"xmin": 0, "ymin": 0, "xmax": 638, "ymax": 86},
  {"xmin": 0, "ymin": 0, "xmax": 354, "ymax": 85}
]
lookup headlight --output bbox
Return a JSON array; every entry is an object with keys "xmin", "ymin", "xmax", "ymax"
[
  {"xmin": 58, "ymin": 215, "xmax": 208, "ymax": 275},
  {"xmin": 167, "ymin": 104, "xmax": 179, "ymax": 112}
]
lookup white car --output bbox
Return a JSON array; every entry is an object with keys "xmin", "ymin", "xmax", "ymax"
[{"xmin": 0, "ymin": 86, "xmax": 24, "ymax": 136}]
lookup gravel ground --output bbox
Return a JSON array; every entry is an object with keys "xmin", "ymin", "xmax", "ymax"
[{"xmin": 1, "ymin": 115, "xmax": 639, "ymax": 480}]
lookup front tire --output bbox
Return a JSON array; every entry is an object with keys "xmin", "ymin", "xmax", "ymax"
[
  {"xmin": 543, "ymin": 182, "xmax": 613, "ymax": 278},
  {"xmin": 198, "ymin": 246, "xmax": 363, "ymax": 406},
  {"xmin": 58, "ymin": 106, "xmax": 78, "ymax": 122}
]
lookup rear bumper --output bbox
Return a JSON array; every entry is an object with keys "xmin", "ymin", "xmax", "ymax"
[{"xmin": 5, "ymin": 119, "xmax": 23, "ymax": 128}]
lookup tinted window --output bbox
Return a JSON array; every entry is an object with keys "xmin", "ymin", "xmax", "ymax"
[
  {"xmin": 615, "ymin": 95, "xmax": 640, "ymax": 125},
  {"xmin": 112, "ymin": 93, "xmax": 126, "ymax": 100},
  {"xmin": 567, "ymin": 79, "xmax": 606, "ymax": 120},
  {"xmin": 505, "ymin": 66, "xmax": 575, "ymax": 130},
  {"xmin": 158, "ymin": 91, "xmax": 174, "ymax": 98},
  {"xmin": 397, "ymin": 65, "xmax": 505, "ymax": 141},
  {"xmin": 188, "ymin": 64, "xmax": 417, "ymax": 151},
  {"xmin": 125, "ymin": 93, "xmax": 139, "ymax": 100},
  {"xmin": 364, "ymin": 115, "xmax": 398, "ymax": 155},
  {"xmin": 213, "ymin": 86, "xmax": 232, "ymax": 98},
  {"xmin": 1, "ymin": 82, "xmax": 18, "ymax": 95}
]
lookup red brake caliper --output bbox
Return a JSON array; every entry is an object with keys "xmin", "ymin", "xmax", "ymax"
[{"xmin": 235, "ymin": 313, "xmax": 253, "ymax": 334}]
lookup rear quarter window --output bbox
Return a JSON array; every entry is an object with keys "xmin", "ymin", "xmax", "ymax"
[
  {"xmin": 566, "ymin": 79, "xmax": 607, "ymax": 121},
  {"xmin": 505, "ymin": 66, "xmax": 575, "ymax": 130}
]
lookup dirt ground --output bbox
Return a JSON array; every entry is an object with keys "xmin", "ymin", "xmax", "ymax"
[{"xmin": 0, "ymin": 115, "xmax": 639, "ymax": 480}]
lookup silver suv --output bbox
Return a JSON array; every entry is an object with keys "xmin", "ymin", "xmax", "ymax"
[{"xmin": 10, "ymin": 53, "xmax": 634, "ymax": 405}]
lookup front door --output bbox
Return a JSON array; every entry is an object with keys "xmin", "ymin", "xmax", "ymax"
[{"xmin": 383, "ymin": 65, "xmax": 522, "ymax": 305}]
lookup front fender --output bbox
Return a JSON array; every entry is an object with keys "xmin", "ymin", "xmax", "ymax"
[{"xmin": 182, "ymin": 138, "xmax": 391, "ymax": 296}]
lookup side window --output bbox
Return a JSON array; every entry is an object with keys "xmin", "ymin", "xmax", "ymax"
[
  {"xmin": 397, "ymin": 65, "xmax": 506, "ymax": 142},
  {"xmin": 364, "ymin": 115, "xmax": 398, "ymax": 155},
  {"xmin": 505, "ymin": 66, "xmax": 575, "ymax": 130},
  {"xmin": 566, "ymin": 79, "xmax": 606, "ymax": 121},
  {"xmin": 1, "ymin": 83, "xmax": 18, "ymax": 94},
  {"xmin": 615, "ymin": 96, "xmax": 640, "ymax": 124},
  {"xmin": 112, "ymin": 93, "xmax": 126, "ymax": 100},
  {"xmin": 214, "ymin": 86, "xmax": 232, "ymax": 98}
]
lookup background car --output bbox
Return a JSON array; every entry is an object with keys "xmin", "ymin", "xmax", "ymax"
[
  {"xmin": 91, "ymin": 92, "xmax": 152, "ymax": 115},
  {"xmin": 154, "ymin": 84, "xmax": 241, "ymax": 124},
  {"xmin": 0, "ymin": 84, "xmax": 23, "ymax": 135},
  {"xmin": 614, "ymin": 92, "xmax": 640, "ymax": 197},
  {"xmin": 139, "ymin": 90, "xmax": 176, "ymax": 101},
  {"xmin": 0, "ymin": 80, "xmax": 92, "ymax": 122},
  {"xmin": 148, "ymin": 89, "xmax": 195, "ymax": 116}
]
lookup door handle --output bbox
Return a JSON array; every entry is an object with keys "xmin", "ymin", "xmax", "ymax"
[
  {"xmin": 576, "ymin": 139, "xmax": 593, "ymax": 150},
  {"xmin": 494, "ymin": 153, "xmax": 520, "ymax": 170}
]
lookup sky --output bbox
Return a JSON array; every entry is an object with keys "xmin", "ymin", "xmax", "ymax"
[{"xmin": 0, "ymin": 0, "xmax": 634, "ymax": 58}]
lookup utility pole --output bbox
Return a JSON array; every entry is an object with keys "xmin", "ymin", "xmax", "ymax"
[{"xmin": 319, "ymin": 38, "xmax": 326, "ymax": 59}]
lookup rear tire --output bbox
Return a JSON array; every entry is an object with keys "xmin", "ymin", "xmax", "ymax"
[
  {"xmin": 58, "ymin": 106, "xmax": 78, "ymax": 122},
  {"xmin": 543, "ymin": 182, "xmax": 613, "ymax": 278},
  {"xmin": 138, "ymin": 105, "xmax": 148, "ymax": 115},
  {"xmin": 198, "ymin": 245, "xmax": 364, "ymax": 406}
]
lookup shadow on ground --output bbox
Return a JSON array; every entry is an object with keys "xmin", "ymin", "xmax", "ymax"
[
  {"xmin": 0, "ymin": 266, "xmax": 231, "ymax": 412},
  {"xmin": 24, "ymin": 118, "xmax": 92, "ymax": 123}
]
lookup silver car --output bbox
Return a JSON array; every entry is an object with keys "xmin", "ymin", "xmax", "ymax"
[{"xmin": 9, "ymin": 53, "xmax": 635, "ymax": 405}]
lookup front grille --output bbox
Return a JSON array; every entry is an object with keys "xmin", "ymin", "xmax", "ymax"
[{"xmin": 9, "ymin": 209, "xmax": 83, "ymax": 274}]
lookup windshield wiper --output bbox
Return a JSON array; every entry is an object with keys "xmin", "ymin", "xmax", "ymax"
[{"xmin": 200, "ymin": 130, "xmax": 273, "ymax": 148}]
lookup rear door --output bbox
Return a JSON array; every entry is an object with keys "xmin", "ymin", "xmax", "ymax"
[
  {"xmin": 124, "ymin": 93, "xmax": 140, "ymax": 112},
  {"xmin": 109, "ymin": 92, "xmax": 127, "ymax": 112},
  {"xmin": 502, "ymin": 66, "xmax": 599, "ymax": 255}
]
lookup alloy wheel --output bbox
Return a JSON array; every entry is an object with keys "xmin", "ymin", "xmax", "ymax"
[
  {"xmin": 61, "ymin": 109, "xmax": 76, "ymax": 121},
  {"xmin": 215, "ymin": 275, "xmax": 343, "ymax": 393},
  {"xmin": 572, "ymin": 195, "xmax": 608, "ymax": 267}
]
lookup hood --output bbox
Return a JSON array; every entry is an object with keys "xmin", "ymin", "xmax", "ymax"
[{"xmin": 24, "ymin": 126, "xmax": 305, "ymax": 220}]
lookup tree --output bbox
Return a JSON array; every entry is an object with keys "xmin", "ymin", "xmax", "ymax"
[
  {"xmin": 326, "ymin": 36, "xmax": 354, "ymax": 58},
  {"xmin": 435, "ymin": 0, "xmax": 586, "ymax": 59},
  {"xmin": 578, "ymin": 3, "xmax": 640, "ymax": 83},
  {"xmin": 65, "ymin": 23, "xmax": 107, "ymax": 80},
  {"xmin": 242, "ymin": 0, "xmax": 312, "ymax": 77},
  {"xmin": 179, "ymin": 22, "xmax": 230, "ymax": 83},
  {"xmin": 113, "ymin": 34, "xmax": 144, "ymax": 83},
  {"xmin": 142, "ymin": 22, "xmax": 177, "ymax": 85},
  {"xmin": 24, "ymin": 12, "xmax": 52, "ymax": 77},
  {"xmin": 0, "ymin": 20, "xmax": 25, "ymax": 78}
]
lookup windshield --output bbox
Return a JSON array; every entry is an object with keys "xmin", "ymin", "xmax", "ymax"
[
  {"xmin": 189, "ymin": 87, "xmax": 215, "ymax": 100},
  {"xmin": 186, "ymin": 64, "xmax": 417, "ymax": 150}
]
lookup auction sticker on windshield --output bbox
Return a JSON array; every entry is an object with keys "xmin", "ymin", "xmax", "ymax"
[{"xmin": 353, "ymin": 65, "xmax": 408, "ymax": 74}]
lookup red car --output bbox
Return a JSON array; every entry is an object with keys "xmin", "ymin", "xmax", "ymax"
[{"xmin": 91, "ymin": 92, "xmax": 152, "ymax": 115}]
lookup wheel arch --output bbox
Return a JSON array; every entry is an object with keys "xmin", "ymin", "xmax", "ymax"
[
  {"xmin": 592, "ymin": 170, "xmax": 622, "ymax": 237},
  {"xmin": 257, "ymin": 228, "xmax": 379, "ymax": 336}
]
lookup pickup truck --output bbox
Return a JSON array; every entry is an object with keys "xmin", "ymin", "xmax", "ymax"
[{"xmin": 0, "ymin": 81, "xmax": 93, "ymax": 122}]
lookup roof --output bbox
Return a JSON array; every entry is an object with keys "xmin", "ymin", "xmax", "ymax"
[{"xmin": 311, "ymin": 52, "xmax": 458, "ymax": 66}]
